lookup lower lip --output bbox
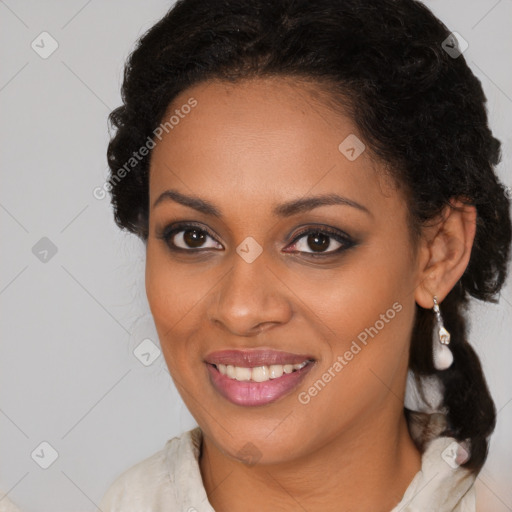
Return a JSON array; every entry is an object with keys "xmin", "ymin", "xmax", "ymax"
[{"xmin": 206, "ymin": 362, "xmax": 314, "ymax": 406}]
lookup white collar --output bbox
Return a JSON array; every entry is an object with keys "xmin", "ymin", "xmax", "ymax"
[{"xmin": 166, "ymin": 427, "xmax": 475, "ymax": 512}]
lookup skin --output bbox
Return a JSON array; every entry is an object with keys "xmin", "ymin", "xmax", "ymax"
[{"xmin": 145, "ymin": 77, "xmax": 476, "ymax": 511}]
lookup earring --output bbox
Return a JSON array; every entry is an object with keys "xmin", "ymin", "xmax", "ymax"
[{"xmin": 432, "ymin": 296, "xmax": 453, "ymax": 370}]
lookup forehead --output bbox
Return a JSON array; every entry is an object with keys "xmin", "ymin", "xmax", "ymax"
[{"xmin": 148, "ymin": 77, "xmax": 396, "ymax": 216}]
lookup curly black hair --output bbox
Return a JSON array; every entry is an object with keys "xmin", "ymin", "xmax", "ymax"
[{"xmin": 106, "ymin": 0, "xmax": 512, "ymax": 473}]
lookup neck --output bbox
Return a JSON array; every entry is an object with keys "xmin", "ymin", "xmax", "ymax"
[{"xmin": 199, "ymin": 410, "xmax": 422, "ymax": 512}]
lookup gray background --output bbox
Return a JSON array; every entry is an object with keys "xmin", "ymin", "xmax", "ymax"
[{"xmin": 0, "ymin": 1, "xmax": 511, "ymax": 511}]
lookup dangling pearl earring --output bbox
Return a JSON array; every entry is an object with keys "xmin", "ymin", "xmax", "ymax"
[{"xmin": 432, "ymin": 296, "xmax": 453, "ymax": 370}]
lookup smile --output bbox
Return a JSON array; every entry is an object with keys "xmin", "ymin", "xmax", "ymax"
[
  {"xmin": 214, "ymin": 361, "xmax": 309, "ymax": 382},
  {"xmin": 205, "ymin": 349, "xmax": 316, "ymax": 406}
]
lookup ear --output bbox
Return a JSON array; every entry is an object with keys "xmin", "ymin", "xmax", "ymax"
[{"xmin": 414, "ymin": 199, "xmax": 477, "ymax": 308}]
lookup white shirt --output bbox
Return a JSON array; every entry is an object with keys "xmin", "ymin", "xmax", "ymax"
[{"xmin": 99, "ymin": 427, "xmax": 476, "ymax": 512}]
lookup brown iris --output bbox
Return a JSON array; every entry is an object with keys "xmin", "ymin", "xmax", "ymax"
[
  {"xmin": 306, "ymin": 232, "xmax": 330, "ymax": 252},
  {"xmin": 183, "ymin": 228, "xmax": 207, "ymax": 248}
]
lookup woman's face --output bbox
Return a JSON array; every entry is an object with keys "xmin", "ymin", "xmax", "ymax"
[{"xmin": 146, "ymin": 77, "xmax": 421, "ymax": 464}]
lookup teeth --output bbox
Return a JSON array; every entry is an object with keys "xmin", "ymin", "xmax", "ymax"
[
  {"xmin": 215, "ymin": 360, "xmax": 309, "ymax": 382},
  {"xmin": 226, "ymin": 364, "xmax": 236, "ymax": 379},
  {"xmin": 252, "ymin": 366, "xmax": 269, "ymax": 382},
  {"xmin": 269, "ymin": 364, "xmax": 283, "ymax": 379},
  {"xmin": 235, "ymin": 366, "xmax": 252, "ymax": 381}
]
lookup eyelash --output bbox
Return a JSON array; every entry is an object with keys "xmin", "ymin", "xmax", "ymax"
[{"xmin": 157, "ymin": 221, "xmax": 355, "ymax": 258}]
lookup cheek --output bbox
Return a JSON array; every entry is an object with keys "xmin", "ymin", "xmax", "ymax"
[
  {"xmin": 145, "ymin": 238, "xmax": 207, "ymax": 316},
  {"xmin": 292, "ymin": 237, "xmax": 415, "ymax": 345},
  {"xmin": 144, "ymin": 247, "xmax": 208, "ymax": 361},
  {"xmin": 294, "ymin": 279, "xmax": 415, "ymax": 440},
  {"xmin": 292, "ymin": 238, "xmax": 416, "ymax": 393}
]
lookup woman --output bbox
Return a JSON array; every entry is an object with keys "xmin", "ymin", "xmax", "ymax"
[{"xmin": 100, "ymin": 0, "xmax": 511, "ymax": 510}]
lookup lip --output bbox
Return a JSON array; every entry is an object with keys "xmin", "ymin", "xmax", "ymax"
[
  {"xmin": 204, "ymin": 349, "xmax": 315, "ymax": 367},
  {"xmin": 205, "ymin": 349, "xmax": 316, "ymax": 407}
]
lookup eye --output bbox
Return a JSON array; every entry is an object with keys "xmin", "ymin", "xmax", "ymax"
[
  {"xmin": 158, "ymin": 222, "xmax": 355, "ymax": 257},
  {"xmin": 159, "ymin": 222, "xmax": 223, "ymax": 251},
  {"xmin": 285, "ymin": 226, "xmax": 355, "ymax": 256}
]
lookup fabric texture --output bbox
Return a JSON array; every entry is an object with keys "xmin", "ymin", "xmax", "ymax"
[
  {"xmin": 99, "ymin": 371, "xmax": 476, "ymax": 511},
  {"xmin": 0, "ymin": 372, "xmax": 477, "ymax": 511},
  {"xmin": 0, "ymin": 494, "xmax": 23, "ymax": 512},
  {"xmin": 99, "ymin": 424, "xmax": 476, "ymax": 512}
]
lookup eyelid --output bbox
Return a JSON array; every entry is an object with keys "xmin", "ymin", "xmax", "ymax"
[
  {"xmin": 158, "ymin": 221, "xmax": 222, "ymax": 250},
  {"xmin": 289, "ymin": 224, "xmax": 352, "ymax": 244},
  {"xmin": 158, "ymin": 221, "xmax": 355, "ymax": 255},
  {"xmin": 285, "ymin": 225, "xmax": 355, "ymax": 255}
]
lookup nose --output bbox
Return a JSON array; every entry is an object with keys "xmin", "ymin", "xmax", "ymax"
[{"xmin": 206, "ymin": 254, "xmax": 293, "ymax": 337}]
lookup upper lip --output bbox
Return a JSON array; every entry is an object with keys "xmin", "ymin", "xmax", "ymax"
[{"xmin": 205, "ymin": 349, "xmax": 315, "ymax": 367}]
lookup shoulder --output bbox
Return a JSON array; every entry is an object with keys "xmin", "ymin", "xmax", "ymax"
[
  {"xmin": 99, "ymin": 428, "xmax": 200, "ymax": 512},
  {"xmin": 391, "ymin": 436, "xmax": 476, "ymax": 512},
  {"xmin": 0, "ymin": 493, "xmax": 23, "ymax": 512}
]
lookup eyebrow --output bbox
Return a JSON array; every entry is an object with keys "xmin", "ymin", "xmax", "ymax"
[{"xmin": 152, "ymin": 189, "xmax": 371, "ymax": 217}]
